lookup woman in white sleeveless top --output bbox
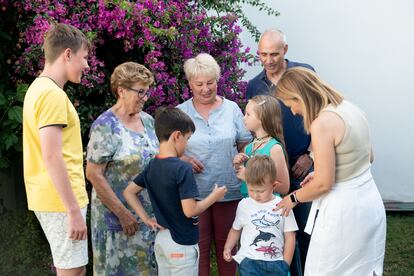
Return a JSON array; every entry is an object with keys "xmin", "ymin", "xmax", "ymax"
[{"xmin": 274, "ymin": 67, "xmax": 386, "ymax": 276}]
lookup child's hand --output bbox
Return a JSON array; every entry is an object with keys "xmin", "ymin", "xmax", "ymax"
[
  {"xmin": 223, "ymin": 247, "xmax": 233, "ymax": 262},
  {"xmin": 233, "ymin": 153, "xmax": 249, "ymax": 169},
  {"xmin": 236, "ymin": 166, "xmax": 246, "ymax": 181},
  {"xmin": 212, "ymin": 184, "xmax": 227, "ymax": 201},
  {"xmin": 145, "ymin": 217, "xmax": 164, "ymax": 231}
]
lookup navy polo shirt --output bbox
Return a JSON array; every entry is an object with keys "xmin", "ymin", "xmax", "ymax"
[
  {"xmin": 134, "ymin": 157, "xmax": 200, "ymax": 245},
  {"xmin": 246, "ymin": 59, "xmax": 314, "ymax": 168}
]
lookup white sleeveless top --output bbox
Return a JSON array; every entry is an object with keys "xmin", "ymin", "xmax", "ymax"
[
  {"xmin": 305, "ymin": 101, "xmax": 385, "ymax": 276},
  {"xmin": 322, "ymin": 100, "xmax": 371, "ymax": 182}
]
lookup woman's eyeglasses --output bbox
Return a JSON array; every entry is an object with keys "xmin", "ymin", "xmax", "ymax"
[{"xmin": 125, "ymin": 87, "xmax": 151, "ymax": 98}]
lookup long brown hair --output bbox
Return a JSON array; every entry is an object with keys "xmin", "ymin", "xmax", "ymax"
[
  {"xmin": 276, "ymin": 67, "xmax": 344, "ymax": 132},
  {"xmin": 249, "ymin": 95, "xmax": 286, "ymax": 154}
]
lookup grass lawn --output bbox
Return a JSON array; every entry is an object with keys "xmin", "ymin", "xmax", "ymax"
[
  {"xmin": 1, "ymin": 212, "xmax": 413, "ymax": 275},
  {"xmin": 383, "ymin": 213, "xmax": 414, "ymax": 275},
  {"xmin": 210, "ymin": 213, "xmax": 414, "ymax": 276}
]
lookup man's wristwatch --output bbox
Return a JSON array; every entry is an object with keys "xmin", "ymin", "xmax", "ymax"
[{"xmin": 290, "ymin": 191, "xmax": 300, "ymax": 204}]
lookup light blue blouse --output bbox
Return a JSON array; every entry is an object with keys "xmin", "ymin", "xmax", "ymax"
[{"xmin": 177, "ymin": 98, "xmax": 252, "ymax": 201}]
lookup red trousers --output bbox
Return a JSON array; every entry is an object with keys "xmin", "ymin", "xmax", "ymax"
[{"xmin": 198, "ymin": 200, "xmax": 239, "ymax": 276}]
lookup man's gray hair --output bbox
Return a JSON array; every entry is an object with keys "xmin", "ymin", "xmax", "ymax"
[{"xmin": 260, "ymin": 28, "xmax": 287, "ymax": 46}]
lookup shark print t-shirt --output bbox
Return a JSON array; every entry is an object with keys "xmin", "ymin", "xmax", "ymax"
[{"xmin": 232, "ymin": 196, "xmax": 298, "ymax": 263}]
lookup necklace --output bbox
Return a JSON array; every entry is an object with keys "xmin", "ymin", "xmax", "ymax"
[
  {"xmin": 253, "ymin": 135, "xmax": 270, "ymax": 143},
  {"xmin": 249, "ymin": 135, "xmax": 271, "ymax": 158}
]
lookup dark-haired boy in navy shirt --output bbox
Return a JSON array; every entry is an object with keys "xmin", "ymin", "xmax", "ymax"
[{"xmin": 124, "ymin": 107, "xmax": 227, "ymax": 275}]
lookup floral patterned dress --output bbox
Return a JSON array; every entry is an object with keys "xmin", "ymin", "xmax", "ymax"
[{"xmin": 87, "ymin": 109, "xmax": 158, "ymax": 276}]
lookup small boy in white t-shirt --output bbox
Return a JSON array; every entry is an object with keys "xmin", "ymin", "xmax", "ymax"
[{"xmin": 224, "ymin": 155, "xmax": 298, "ymax": 275}]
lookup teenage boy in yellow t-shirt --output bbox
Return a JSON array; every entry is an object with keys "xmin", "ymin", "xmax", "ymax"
[{"xmin": 22, "ymin": 23, "xmax": 91, "ymax": 275}]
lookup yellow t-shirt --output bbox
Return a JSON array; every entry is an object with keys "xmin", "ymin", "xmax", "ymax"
[{"xmin": 23, "ymin": 77, "xmax": 88, "ymax": 211}]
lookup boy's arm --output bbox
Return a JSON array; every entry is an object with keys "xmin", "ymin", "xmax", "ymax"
[
  {"xmin": 223, "ymin": 228, "xmax": 241, "ymax": 262},
  {"xmin": 283, "ymin": 231, "xmax": 296, "ymax": 265},
  {"xmin": 123, "ymin": 182, "xmax": 163, "ymax": 230},
  {"xmin": 39, "ymin": 126, "xmax": 86, "ymax": 240},
  {"xmin": 181, "ymin": 184, "xmax": 227, "ymax": 218}
]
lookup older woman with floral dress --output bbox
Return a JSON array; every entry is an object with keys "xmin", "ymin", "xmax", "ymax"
[
  {"xmin": 177, "ymin": 53, "xmax": 252, "ymax": 276},
  {"xmin": 86, "ymin": 62, "xmax": 158, "ymax": 275}
]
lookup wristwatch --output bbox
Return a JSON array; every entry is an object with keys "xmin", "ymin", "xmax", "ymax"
[{"xmin": 290, "ymin": 191, "xmax": 300, "ymax": 204}]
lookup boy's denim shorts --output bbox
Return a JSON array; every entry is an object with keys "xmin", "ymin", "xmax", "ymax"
[{"xmin": 239, "ymin": 257, "xmax": 290, "ymax": 276}]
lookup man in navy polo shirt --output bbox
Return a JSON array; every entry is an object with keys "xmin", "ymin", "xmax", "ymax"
[{"xmin": 246, "ymin": 28, "xmax": 314, "ymax": 276}]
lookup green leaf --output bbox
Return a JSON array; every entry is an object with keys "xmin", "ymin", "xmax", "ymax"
[
  {"xmin": 0, "ymin": 157, "xmax": 9, "ymax": 168},
  {"xmin": 13, "ymin": 139, "xmax": 23, "ymax": 152},
  {"xmin": 86, "ymin": 31, "xmax": 98, "ymax": 42},
  {"xmin": 0, "ymin": 31, "xmax": 12, "ymax": 41},
  {"xmin": 8, "ymin": 106, "xmax": 23, "ymax": 123},
  {"xmin": 4, "ymin": 133, "xmax": 18, "ymax": 151},
  {"xmin": 16, "ymin": 84, "xmax": 29, "ymax": 102},
  {"xmin": 0, "ymin": 93, "xmax": 6, "ymax": 106}
]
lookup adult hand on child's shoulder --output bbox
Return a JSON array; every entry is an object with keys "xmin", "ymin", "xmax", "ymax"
[{"xmin": 273, "ymin": 194, "xmax": 297, "ymax": 217}]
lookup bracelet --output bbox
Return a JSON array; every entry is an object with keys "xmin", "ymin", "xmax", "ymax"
[
  {"xmin": 294, "ymin": 191, "xmax": 301, "ymax": 203},
  {"xmin": 306, "ymin": 150, "xmax": 314, "ymax": 163},
  {"xmin": 290, "ymin": 191, "xmax": 301, "ymax": 204}
]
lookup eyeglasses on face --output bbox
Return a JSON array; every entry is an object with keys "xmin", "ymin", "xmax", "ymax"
[{"xmin": 125, "ymin": 86, "xmax": 151, "ymax": 98}]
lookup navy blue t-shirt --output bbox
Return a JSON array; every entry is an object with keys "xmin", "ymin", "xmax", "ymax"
[
  {"xmin": 246, "ymin": 59, "xmax": 314, "ymax": 168},
  {"xmin": 134, "ymin": 156, "xmax": 199, "ymax": 245}
]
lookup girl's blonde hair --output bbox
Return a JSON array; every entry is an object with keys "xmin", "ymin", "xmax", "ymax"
[
  {"xmin": 275, "ymin": 67, "xmax": 344, "ymax": 132},
  {"xmin": 249, "ymin": 95, "xmax": 286, "ymax": 154}
]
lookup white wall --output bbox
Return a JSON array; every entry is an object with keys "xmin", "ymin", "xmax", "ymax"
[{"xmin": 240, "ymin": 0, "xmax": 414, "ymax": 202}]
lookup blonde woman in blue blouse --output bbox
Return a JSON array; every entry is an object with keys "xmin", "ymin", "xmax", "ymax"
[{"xmin": 177, "ymin": 53, "xmax": 252, "ymax": 276}]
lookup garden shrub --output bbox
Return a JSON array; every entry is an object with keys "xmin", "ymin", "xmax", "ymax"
[
  {"xmin": 11, "ymin": 0, "xmax": 255, "ymax": 142},
  {"xmin": 0, "ymin": 0, "xmax": 258, "ymax": 273}
]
